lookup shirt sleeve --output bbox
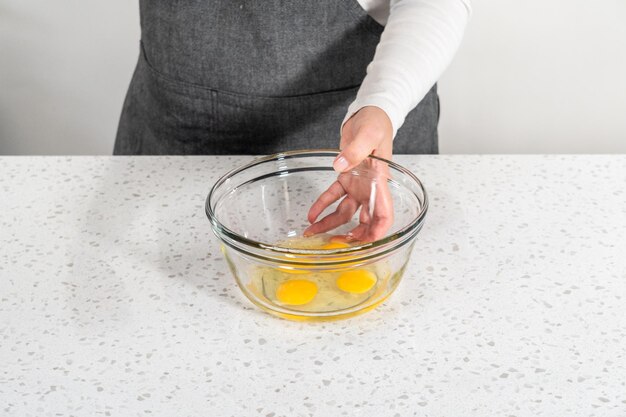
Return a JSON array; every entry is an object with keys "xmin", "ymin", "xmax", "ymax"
[{"xmin": 343, "ymin": 0, "xmax": 472, "ymax": 138}]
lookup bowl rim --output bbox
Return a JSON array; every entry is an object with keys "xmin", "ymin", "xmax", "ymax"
[{"xmin": 205, "ymin": 149, "xmax": 428, "ymax": 256}]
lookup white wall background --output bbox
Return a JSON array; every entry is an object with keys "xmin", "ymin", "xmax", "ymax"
[
  {"xmin": 0, "ymin": 0, "xmax": 140, "ymax": 154},
  {"xmin": 1, "ymin": 0, "xmax": 625, "ymax": 155},
  {"xmin": 438, "ymin": 0, "xmax": 626, "ymax": 153}
]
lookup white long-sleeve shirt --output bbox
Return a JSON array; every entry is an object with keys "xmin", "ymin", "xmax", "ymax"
[{"xmin": 347, "ymin": 0, "xmax": 472, "ymax": 137}]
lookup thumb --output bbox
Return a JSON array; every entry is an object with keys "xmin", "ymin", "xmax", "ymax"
[{"xmin": 333, "ymin": 126, "xmax": 381, "ymax": 173}]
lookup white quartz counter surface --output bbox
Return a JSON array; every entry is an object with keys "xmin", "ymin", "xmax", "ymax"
[{"xmin": 1, "ymin": 156, "xmax": 625, "ymax": 416}]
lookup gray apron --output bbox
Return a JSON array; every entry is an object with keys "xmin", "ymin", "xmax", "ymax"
[{"xmin": 114, "ymin": 1, "xmax": 439, "ymax": 155}]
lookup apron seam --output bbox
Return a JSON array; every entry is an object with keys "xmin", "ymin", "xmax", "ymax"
[{"xmin": 215, "ymin": 85, "xmax": 362, "ymax": 111}]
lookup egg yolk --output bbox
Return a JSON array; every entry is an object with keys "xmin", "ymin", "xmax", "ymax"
[
  {"xmin": 320, "ymin": 242, "xmax": 354, "ymax": 267},
  {"xmin": 276, "ymin": 279, "xmax": 318, "ymax": 305},
  {"xmin": 336, "ymin": 270, "xmax": 377, "ymax": 294},
  {"xmin": 321, "ymin": 241, "xmax": 351, "ymax": 250}
]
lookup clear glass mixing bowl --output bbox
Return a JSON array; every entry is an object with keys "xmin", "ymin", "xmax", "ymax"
[{"xmin": 205, "ymin": 150, "xmax": 428, "ymax": 321}]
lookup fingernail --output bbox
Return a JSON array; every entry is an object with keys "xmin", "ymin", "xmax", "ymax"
[{"xmin": 333, "ymin": 156, "xmax": 349, "ymax": 172}]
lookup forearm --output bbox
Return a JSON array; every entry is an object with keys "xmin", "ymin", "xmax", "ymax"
[{"xmin": 345, "ymin": 0, "xmax": 472, "ymax": 137}]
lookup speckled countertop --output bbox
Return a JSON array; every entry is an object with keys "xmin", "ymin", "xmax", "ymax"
[{"xmin": 1, "ymin": 155, "xmax": 625, "ymax": 417}]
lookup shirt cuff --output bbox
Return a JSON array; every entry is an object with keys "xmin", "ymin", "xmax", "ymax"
[{"xmin": 341, "ymin": 96, "xmax": 405, "ymax": 139}]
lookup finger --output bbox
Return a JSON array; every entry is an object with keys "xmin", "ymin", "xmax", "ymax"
[
  {"xmin": 344, "ymin": 204, "xmax": 371, "ymax": 242},
  {"xmin": 329, "ymin": 234, "xmax": 352, "ymax": 244},
  {"xmin": 303, "ymin": 196, "xmax": 359, "ymax": 237},
  {"xmin": 347, "ymin": 223, "xmax": 368, "ymax": 242},
  {"xmin": 307, "ymin": 181, "xmax": 346, "ymax": 224},
  {"xmin": 359, "ymin": 180, "xmax": 394, "ymax": 242},
  {"xmin": 359, "ymin": 201, "xmax": 372, "ymax": 225},
  {"xmin": 333, "ymin": 125, "xmax": 382, "ymax": 173}
]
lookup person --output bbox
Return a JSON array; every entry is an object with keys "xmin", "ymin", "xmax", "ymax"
[{"xmin": 115, "ymin": 0, "xmax": 471, "ymax": 241}]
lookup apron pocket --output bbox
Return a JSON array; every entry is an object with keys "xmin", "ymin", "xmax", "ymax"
[{"xmin": 213, "ymin": 85, "xmax": 362, "ymax": 154}]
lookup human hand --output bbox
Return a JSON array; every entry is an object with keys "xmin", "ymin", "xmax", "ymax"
[{"xmin": 304, "ymin": 106, "xmax": 394, "ymax": 243}]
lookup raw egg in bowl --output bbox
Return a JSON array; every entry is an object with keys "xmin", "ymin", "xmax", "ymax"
[{"xmin": 205, "ymin": 150, "xmax": 428, "ymax": 321}]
